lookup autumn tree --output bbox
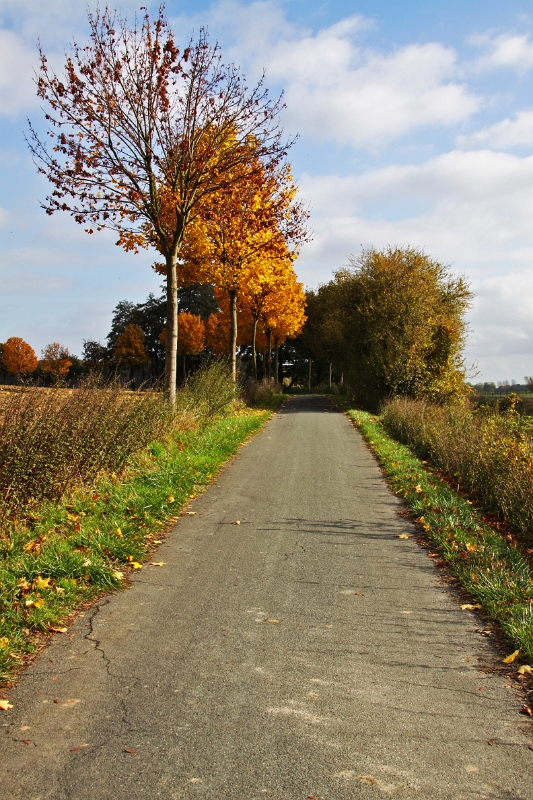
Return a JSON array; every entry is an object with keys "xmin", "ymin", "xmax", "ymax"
[
  {"xmin": 40, "ymin": 343, "xmax": 72, "ymax": 382},
  {"xmin": 178, "ymin": 155, "xmax": 308, "ymax": 378},
  {"xmin": 1, "ymin": 337, "xmax": 38, "ymax": 375},
  {"xmin": 114, "ymin": 324, "xmax": 149, "ymax": 387},
  {"xmin": 177, "ymin": 312, "xmax": 205, "ymax": 381},
  {"xmin": 30, "ymin": 7, "xmax": 290, "ymax": 404},
  {"xmin": 327, "ymin": 247, "xmax": 472, "ymax": 409},
  {"xmin": 259, "ymin": 276, "xmax": 307, "ymax": 381},
  {"xmin": 242, "ymin": 255, "xmax": 305, "ymax": 379}
]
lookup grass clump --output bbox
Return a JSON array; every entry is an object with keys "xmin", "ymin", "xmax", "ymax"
[
  {"xmin": 346, "ymin": 408, "xmax": 533, "ymax": 662},
  {"xmin": 382, "ymin": 396, "xmax": 533, "ymax": 545}
]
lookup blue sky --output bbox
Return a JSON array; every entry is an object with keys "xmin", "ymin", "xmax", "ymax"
[{"xmin": 1, "ymin": 0, "xmax": 533, "ymax": 381}]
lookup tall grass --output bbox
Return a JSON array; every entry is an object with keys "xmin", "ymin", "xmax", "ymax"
[
  {"xmin": 0, "ymin": 384, "xmax": 174, "ymax": 528},
  {"xmin": 0, "ymin": 363, "xmax": 236, "ymax": 530},
  {"xmin": 382, "ymin": 397, "xmax": 533, "ymax": 543}
]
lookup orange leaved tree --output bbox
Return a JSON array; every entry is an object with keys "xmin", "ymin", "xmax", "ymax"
[
  {"xmin": 40, "ymin": 343, "xmax": 72, "ymax": 382},
  {"xmin": 177, "ymin": 312, "xmax": 205, "ymax": 382},
  {"xmin": 29, "ymin": 7, "xmax": 290, "ymax": 404},
  {"xmin": 1, "ymin": 337, "xmax": 38, "ymax": 375},
  {"xmin": 114, "ymin": 324, "xmax": 149, "ymax": 387}
]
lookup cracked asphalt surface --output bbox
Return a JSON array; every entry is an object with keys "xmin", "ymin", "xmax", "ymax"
[{"xmin": 1, "ymin": 395, "xmax": 533, "ymax": 799}]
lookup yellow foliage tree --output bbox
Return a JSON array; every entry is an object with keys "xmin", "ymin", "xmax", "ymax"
[
  {"xmin": 40, "ymin": 343, "xmax": 72, "ymax": 382},
  {"xmin": 179, "ymin": 152, "xmax": 308, "ymax": 378}
]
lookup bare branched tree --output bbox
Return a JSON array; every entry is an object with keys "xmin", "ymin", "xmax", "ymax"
[{"xmin": 28, "ymin": 6, "xmax": 291, "ymax": 402}]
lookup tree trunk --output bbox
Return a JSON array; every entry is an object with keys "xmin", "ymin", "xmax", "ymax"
[
  {"xmin": 164, "ymin": 255, "xmax": 179, "ymax": 404},
  {"xmin": 183, "ymin": 354, "xmax": 187, "ymax": 384},
  {"xmin": 274, "ymin": 345, "xmax": 279, "ymax": 386},
  {"xmin": 267, "ymin": 330, "xmax": 272, "ymax": 381},
  {"xmin": 308, "ymin": 357, "xmax": 312, "ymax": 391},
  {"xmin": 251, "ymin": 316, "xmax": 258, "ymax": 381},
  {"xmin": 229, "ymin": 288, "xmax": 238, "ymax": 380},
  {"xmin": 328, "ymin": 359, "xmax": 332, "ymax": 389},
  {"xmin": 278, "ymin": 344, "xmax": 283, "ymax": 385}
]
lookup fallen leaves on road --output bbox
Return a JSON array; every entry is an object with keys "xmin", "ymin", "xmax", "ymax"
[
  {"xmin": 397, "ymin": 534, "xmax": 409, "ymax": 539},
  {"xmin": 150, "ymin": 562, "xmax": 166, "ymax": 567},
  {"xmin": 359, "ymin": 776, "xmax": 378, "ymax": 785},
  {"xmin": 48, "ymin": 625, "xmax": 68, "ymax": 634},
  {"xmin": 517, "ymin": 664, "xmax": 533, "ymax": 675},
  {"xmin": 0, "ymin": 699, "xmax": 13, "ymax": 710},
  {"xmin": 233, "ymin": 520, "xmax": 241, "ymax": 525},
  {"xmin": 185, "ymin": 511, "xmax": 196, "ymax": 516},
  {"xmin": 461, "ymin": 603, "xmax": 482, "ymax": 610},
  {"xmin": 266, "ymin": 619, "xmax": 280, "ymax": 623},
  {"xmin": 521, "ymin": 705, "xmax": 533, "ymax": 717},
  {"xmin": 502, "ymin": 649, "xmax": 520, "ymax": 664},
  {"xmin": 123, "ymin": 748, "xmax": 136, "ymax": 754}
]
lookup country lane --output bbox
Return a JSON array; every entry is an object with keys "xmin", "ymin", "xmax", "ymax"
[{"xmin": 1, "ymin": 395, "xmax": 532, "ymax": 799}]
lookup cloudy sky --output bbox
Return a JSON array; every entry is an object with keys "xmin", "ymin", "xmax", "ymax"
[{"xmin": 1, "ymin": 0, "xmax": 533, "ymax": 381}]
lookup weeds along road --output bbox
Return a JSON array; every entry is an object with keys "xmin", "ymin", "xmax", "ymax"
[{"xmin": 2, "ymin": 395, "xmax": 532, "ymax": 799}]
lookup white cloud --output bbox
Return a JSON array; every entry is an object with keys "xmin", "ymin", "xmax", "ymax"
[
  {"xmin": 175, "ymin": 0, "xmax": 480, "ymax": 147},
  {"xmin": 0, "ymin": 29, "xmax": 37, "ymax": 115},
  {"xmin": 0, "ymin": 0, "xmax": 149, "ymax": 116},
  {"xmin": 458, "ymin": 109, "xmax": 533, "ymax": 150},
  {"xmin": 470, "ymin": 32, "xmax": 533, "ymax": 72},
  {"xmin": 297, "ymin": 149, "xmax": 533, "ymax": 276}
]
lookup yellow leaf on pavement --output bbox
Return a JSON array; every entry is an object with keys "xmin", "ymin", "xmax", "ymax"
[
  {"xmin": 503, "ymin": 649, "xmax": 520, "ymax": 664},
  {"xmin": 397, "ymin": 534, "xmax": 410, "ymax": 539},
  {"xmin": 0, "ymin": 699, "xmax": 13, "ymax": 711},
  {"xmin": 150, "ymin": 562, "xmax": 166, "ymax": 567},
  {"xmin": 461, "ymin": 603, "xmax": 482, "ymax": 610},
  {"xmin": 266, "ymin": 619, "xmax": 280, "ymax": 623},
  {"xmin": 48, "ymin": 625, "xmax": 68, "ymax": 634},
  {"xmin": 234, "ymin": 520, "xmax": 241, "ymax": 525},
  {"xmin": 130, "ymin": 562, "xmax": 143, "ymax": 569},
  {"xmin": 517, "ymin": 664, "xmax": 533, "ymax": 675}
]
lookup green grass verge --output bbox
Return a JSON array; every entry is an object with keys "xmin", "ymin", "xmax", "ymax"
[
  {"xmin": 0, "ymin": 408, "xmax": 272, "ymax": 687},
  {"xmin": 345, "ymin": 407, "xmax": 533, "ymax": 665}
]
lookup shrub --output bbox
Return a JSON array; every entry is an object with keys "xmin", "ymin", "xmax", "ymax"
[
  {"xmin": 241, "ymin": 378, "xmax": 281, "ymax": 407},
  {"xmin": 0, "ymin": 383, "xmax": 174, "ymax": 528},
  {"xmin": 180, "ymin": 359, "xmax": 236, "ymax": 419},
  {"xmin": 382, "ymin": 396, "xmax": 533, "ymax": 543}
]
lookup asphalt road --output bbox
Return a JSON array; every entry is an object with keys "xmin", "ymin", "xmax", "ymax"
[{"xmin": 1, "ymin": 395, "xmax": 532, "ymax": 799}]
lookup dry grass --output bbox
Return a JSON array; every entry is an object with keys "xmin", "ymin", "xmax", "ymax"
[
  {"xmin": 382, "ymin": 397, "xmax": 533, "ymax": 544},
  {"xmin": 0, "ymin": 383, "xmax": 175, "ymax": 529}
]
